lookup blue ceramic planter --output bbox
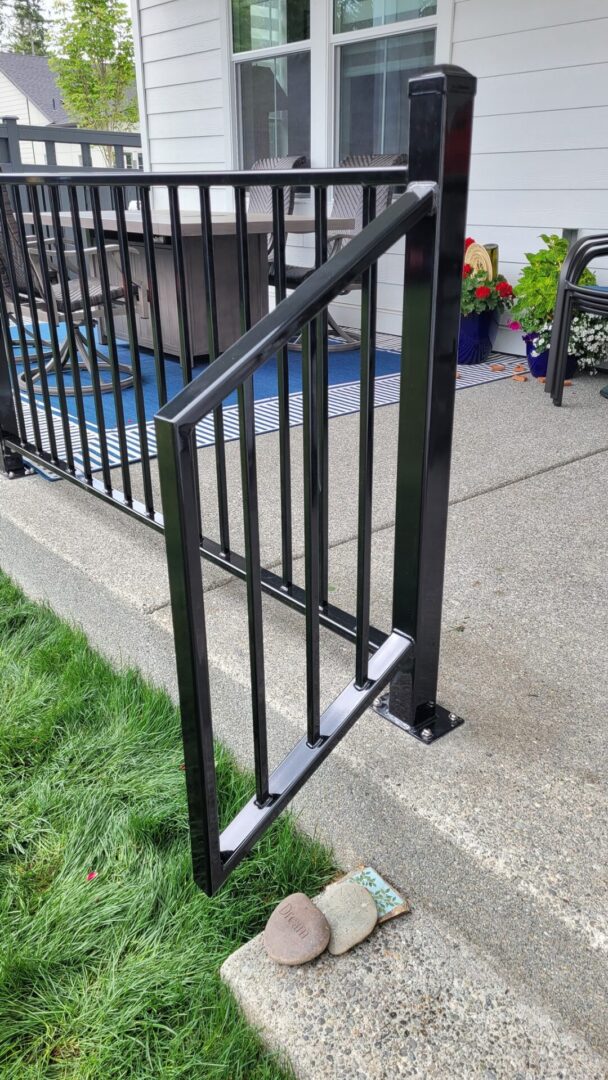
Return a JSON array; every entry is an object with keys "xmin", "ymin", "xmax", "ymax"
[
  {"xmin": 458, "ymin": 311, "xmax": 498, "ymax": 365},
  {"xmin": 524, "ymin": 335, "xmax": 578, "ymax": 380}
]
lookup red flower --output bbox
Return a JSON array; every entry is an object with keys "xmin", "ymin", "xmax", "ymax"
[
  {"xmin": 496, "ymin": 281, "xmax": 513, "ymax": 298},
  {"xmin": 475, "ymin": 286, "xmax": 491, "ymax": 300},
  {"xmin": 86, "ymin": 871, "xmax": 97, "ymax": 881},
  {"xmin": 462, "ymin": 263, "xmax": 473, "ymax": 278},
  {"xmin": 464, "ymin": 237, "xmax": 475, "ymax": 249}
]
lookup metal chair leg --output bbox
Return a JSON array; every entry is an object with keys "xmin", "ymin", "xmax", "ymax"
[
  {"xmin": 290, "ymin": 307, "xmax": 361, "ymax": 352},
  {"xmin": 549, "ymin": 291, "xmax": 574, "ymax": 407},
  {"xmin": 18, "ymin": 321, "xmax": 134, "ymax": 396}
]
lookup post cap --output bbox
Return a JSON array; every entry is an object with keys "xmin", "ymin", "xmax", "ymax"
[{"xmin": 409, "ymin": 65, "xmax": 477, "ymax": 99}]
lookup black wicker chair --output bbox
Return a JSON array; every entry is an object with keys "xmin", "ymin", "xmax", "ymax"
[
  {"xmin": 269, "ymin": 152, "xmax": 407, "ymax": 349},
  {"xmin": 248, "ymin": 155, "xmax": 308, "ymax": 221},
  {"xmin": 547, "ymin": 232, "xmax": 608, "ymax": 406},
  {"xmin": 0, "ymin": 178, "xmax": 133, "ymax": 396}
]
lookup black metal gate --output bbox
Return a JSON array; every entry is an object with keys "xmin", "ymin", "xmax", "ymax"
[
  {"xmin": 0, "ymin": 66, "xmax": 476, "ymax": 895},
  {"xmin": 155, "ymin": 66, "xmax": 476, "ymax": 894}
]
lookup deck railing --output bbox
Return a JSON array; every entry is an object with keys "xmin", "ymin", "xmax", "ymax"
[
  {"xmin": 0, "ymin": 115, "xmax": 142, "ymax": 210},
  {"xmin": 0, "ymin": 66, "xmax": 476, "ymax": 895}
]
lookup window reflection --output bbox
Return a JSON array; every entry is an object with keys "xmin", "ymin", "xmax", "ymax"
[
  {"xmin": 335, "ymin": 0, "xmax": 436, "ymax": 34},
  {"xmin": 338, "ymin": 30, "xmax": 435, "ymax": 158},
  {"xmin": 232, "ymin": 0, "xmax": 310, "ymax": 52},
  {"xmin": 238, "ymin": 53, "xmax": 311, "ymax": 167}
]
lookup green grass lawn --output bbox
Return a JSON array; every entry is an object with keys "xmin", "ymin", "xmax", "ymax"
[{"xmin": 0, "ymin": 573, "xmax": 335, "ymax": 1078}]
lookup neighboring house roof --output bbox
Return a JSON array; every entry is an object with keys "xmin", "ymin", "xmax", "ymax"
[{"xmin": 0, "ymin": 53, "xmax": 69, "ymax": 125}]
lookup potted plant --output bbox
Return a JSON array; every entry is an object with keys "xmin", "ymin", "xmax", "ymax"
[
  {"xmin": 509, "ymin": 233, "xmax": 608, "ymax": 378},
  {"xmin": 459, "ymin": 239, "xmax": 515, "ymax": 364}
]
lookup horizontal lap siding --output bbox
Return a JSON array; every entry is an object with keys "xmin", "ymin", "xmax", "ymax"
[
  {"xmin": 135, "ymin": 0, "xmax": 231, "ymax": 174},
  {"xmin": 454, "ymin": 0, "xmax": 608, "ymax": 353}
]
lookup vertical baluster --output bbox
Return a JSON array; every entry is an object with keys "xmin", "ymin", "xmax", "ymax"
[
  {"xmin": 199, "ymin": 184, "xmax": 230, "ymax": 556},
  {"xmin": 67, "ymin": 185, "xmax": 112, "ymax": 494},
  {"xmin": 48, "ymin": 185, "xmax": 93, "ymax": 480},
  {"xmin": 0, "ymin": 282, "xmax": 26, "ymax": 447},
  {"xmin": 235, "ymin": 184, "xmax": 269, "ymax": 804},
  {"xmin": 271, "ymin": 184, "xmax": 292, "ymax": 591},
  {"xmin": 113, "ymin": 184, "xmax": 154, "ymax": 516},
  {"xmin": 314, "ymin": 185, "xmax": 329, "ymax": 610},
  {"xmin": 139, "ymin": 186, "xmax": 167, "ymax": 407},
  {"xmin": 10, "ymin": 182, "xmax": 58, "ymax": 462},
  {"xmin": 167, "ymin": 185, "xmax": 192, "ymax": 386},
  {"xmin": 355, "ymin": 186, "xmax": 377, "ymax": 688},
  {"xmin": 0, "ymin": 183, "xmax": 42, "ymax": 452},
  {"xmin": 90, "ymin": 185, "xmax": 133, "ymax": 504},
  {"xmin": 168, "ymin": 184, "xmax": 203, "ymax": 540},
  {"xmin": 29, "ymin": 184, "xmax": 74, "ymax": 472},
  {"xmin": 301, "ymin": 320, "xmax": 321, "ymax": 745}
]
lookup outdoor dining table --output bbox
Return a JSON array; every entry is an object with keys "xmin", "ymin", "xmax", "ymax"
[{"xmin": 25, "ymin": 208, "xmax": 355, "ymax": 358}]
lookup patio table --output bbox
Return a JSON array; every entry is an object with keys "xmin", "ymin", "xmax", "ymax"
[{"xmin": 25, "ymin": 208, "xmax": 355, "ymax": 359}]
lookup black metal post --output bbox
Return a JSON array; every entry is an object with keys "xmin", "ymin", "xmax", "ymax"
[
  {"xmin": 0, "ymin": 330, "xmax": 26, "ymax": 476},
  {"xmin": 380, "ymin": 66, "xmax": 476, "ymax": 743}
]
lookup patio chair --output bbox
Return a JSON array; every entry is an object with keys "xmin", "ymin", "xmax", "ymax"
[
  {"xmin": 269, "ymin": 152, "xmax": 407, "ymax": 349},
  {"xmin": 547, "ymin": 232, "xmax": 608, "ymax": 405},
  {"xmin": 0, "ymin": 181, "xmax": 134, "ymax": 396},
  {"xmin": 248, "ymin": 155, "xmax": 308, "ymax": 219}
]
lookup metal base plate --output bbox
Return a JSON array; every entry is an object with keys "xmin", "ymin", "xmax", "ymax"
[{"xmin": 374, "ymin": 694, "xmax": 464, "ymax": 744}]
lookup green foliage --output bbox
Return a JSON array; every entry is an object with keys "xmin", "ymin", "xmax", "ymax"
[
  {"xmin": 9, "ymin": 0, "xmax": 46, "ymax": 55},
  {"xmin": 0, "ymin": 572, "xmax": 335, "ymax": 1078},
  {"xmin": 49, "ymin": 0, "xmax": 138, "ymax": 132},
  {"xmin": 510, "ymin": 233, "xmax": 596, "ymax": 334}
]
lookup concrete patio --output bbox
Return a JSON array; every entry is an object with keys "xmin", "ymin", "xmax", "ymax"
[{"xmin": 1, "ymin": 371, "xmax": 607, "ymax": 1076}]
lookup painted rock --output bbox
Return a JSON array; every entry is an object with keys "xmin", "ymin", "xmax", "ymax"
[
  {"xmin": 263, "ymin": 892, "xmax": 330, "ymax": 966},
  {"xmin": 315, "ymin": 880, "xmax": 378, "ymax": 955}
]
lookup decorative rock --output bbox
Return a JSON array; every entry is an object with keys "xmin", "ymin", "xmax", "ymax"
[
  {"xmin": 263, "ymin": 892, "xmax": 330, "ymax": 966},
  {"xmin": 314, "ymin": 880, "xmax": 378, "ymax": 955}
]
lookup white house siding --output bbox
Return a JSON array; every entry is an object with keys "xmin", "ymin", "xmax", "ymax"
[
  {"xmin": 133, "ymin": 0, "xmax": 232, "ymax": 210},
  {"xmin": 453, "ymin": 0, "xmax": 608, "ymax": 352},
  {"xmin": 131, "ymin": 0, "xmax": 608, "ymax": 346},
  {"xmin": 0, "ymin": 73, "xmax": 49, "ymax": 164}
]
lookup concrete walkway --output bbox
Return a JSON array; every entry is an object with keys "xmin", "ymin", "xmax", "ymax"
[{"xmin": 1, "ymin": 373, "xmax": 607, "ymax": 1077}]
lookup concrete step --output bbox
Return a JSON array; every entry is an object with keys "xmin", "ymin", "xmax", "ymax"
[{"xmin": 222, "ymin": 908, "xmax": 608, "ymax": 1080}]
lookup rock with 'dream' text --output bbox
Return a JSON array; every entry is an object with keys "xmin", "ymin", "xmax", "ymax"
[{"xmin": 263, "ymin": 892, "xmax": 331, "ymax": 966}]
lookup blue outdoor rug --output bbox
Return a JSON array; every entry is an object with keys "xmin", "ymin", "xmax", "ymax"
[{"xmin": 14, "ymin": 327, "xmax": 522, "ymax": 476}]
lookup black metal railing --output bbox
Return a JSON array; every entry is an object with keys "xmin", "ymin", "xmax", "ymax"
[{"xmin": 0, "ymin": 65, "xmax": 476, "ymax": 896}]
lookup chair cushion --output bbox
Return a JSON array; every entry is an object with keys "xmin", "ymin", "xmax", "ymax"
[
  {"xmin": 52, "ymin": 276, "xmax": 124, "ymax": 313},
  {"xmin": 268, "ymin": 260, "xmax": 361, "ymax": 295},
  {"xmin": 269, "ymin": 261, "xmax": 313, "ymax": 289}
]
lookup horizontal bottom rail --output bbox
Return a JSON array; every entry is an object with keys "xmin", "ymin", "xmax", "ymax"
[
  {"xmin": 6, "ymin": 438, "xmax": 387, "ymax": 653},
  {"xmin": 219, "ymin": 630, "xmax": 413, "ymax": 881}
]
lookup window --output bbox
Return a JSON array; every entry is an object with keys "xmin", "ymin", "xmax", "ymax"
[
  {"xmin": 232, "ymin": 0, "xmax": 309, "ymax": 52},
  {"xmin": 232, "ymin": 0, "xmax": 311, "ymax": 168},
  {"xmin": 230, "ymin": 0, "xmax": 442, "ymax": 170},
  {"xmin": 337, "ymin": 29, "xmax": 435, "ymax": 159},
  {"xmin": 237, "ymin": 52, "xmax": 311, "ymax": 167},
  {"xmin": 335, "ymin": 0, "xmax": 437, "ymax": 34}
]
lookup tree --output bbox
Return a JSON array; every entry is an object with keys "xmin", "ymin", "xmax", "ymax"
[
  {"xmin": 49, "ymin": 0, "xmax": 138, "ymax": 133},
  {"xmin": 9, "ymin": 0, "xmax": 47, "ymax": 55}
]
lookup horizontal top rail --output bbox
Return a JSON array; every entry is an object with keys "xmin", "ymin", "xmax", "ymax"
[
  {"xmin": 0, "ymin": 119, "xmax": 141, "ymax": 147},
  {"xmin": 157, "ymin": 181, "xmax": 436, "ymax": 431},
  {"xmin": 0, "ymin": 166, "xmax": 408, "ymax": 190}
]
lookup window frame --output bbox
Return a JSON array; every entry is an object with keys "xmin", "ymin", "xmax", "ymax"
[
  {"xmin": 228, "ymin": 0, "xmax": 454, "ymax": 169},
  {"xmin": 229, "ymin": 1, "xmax": 312, "ymax": 168}
]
